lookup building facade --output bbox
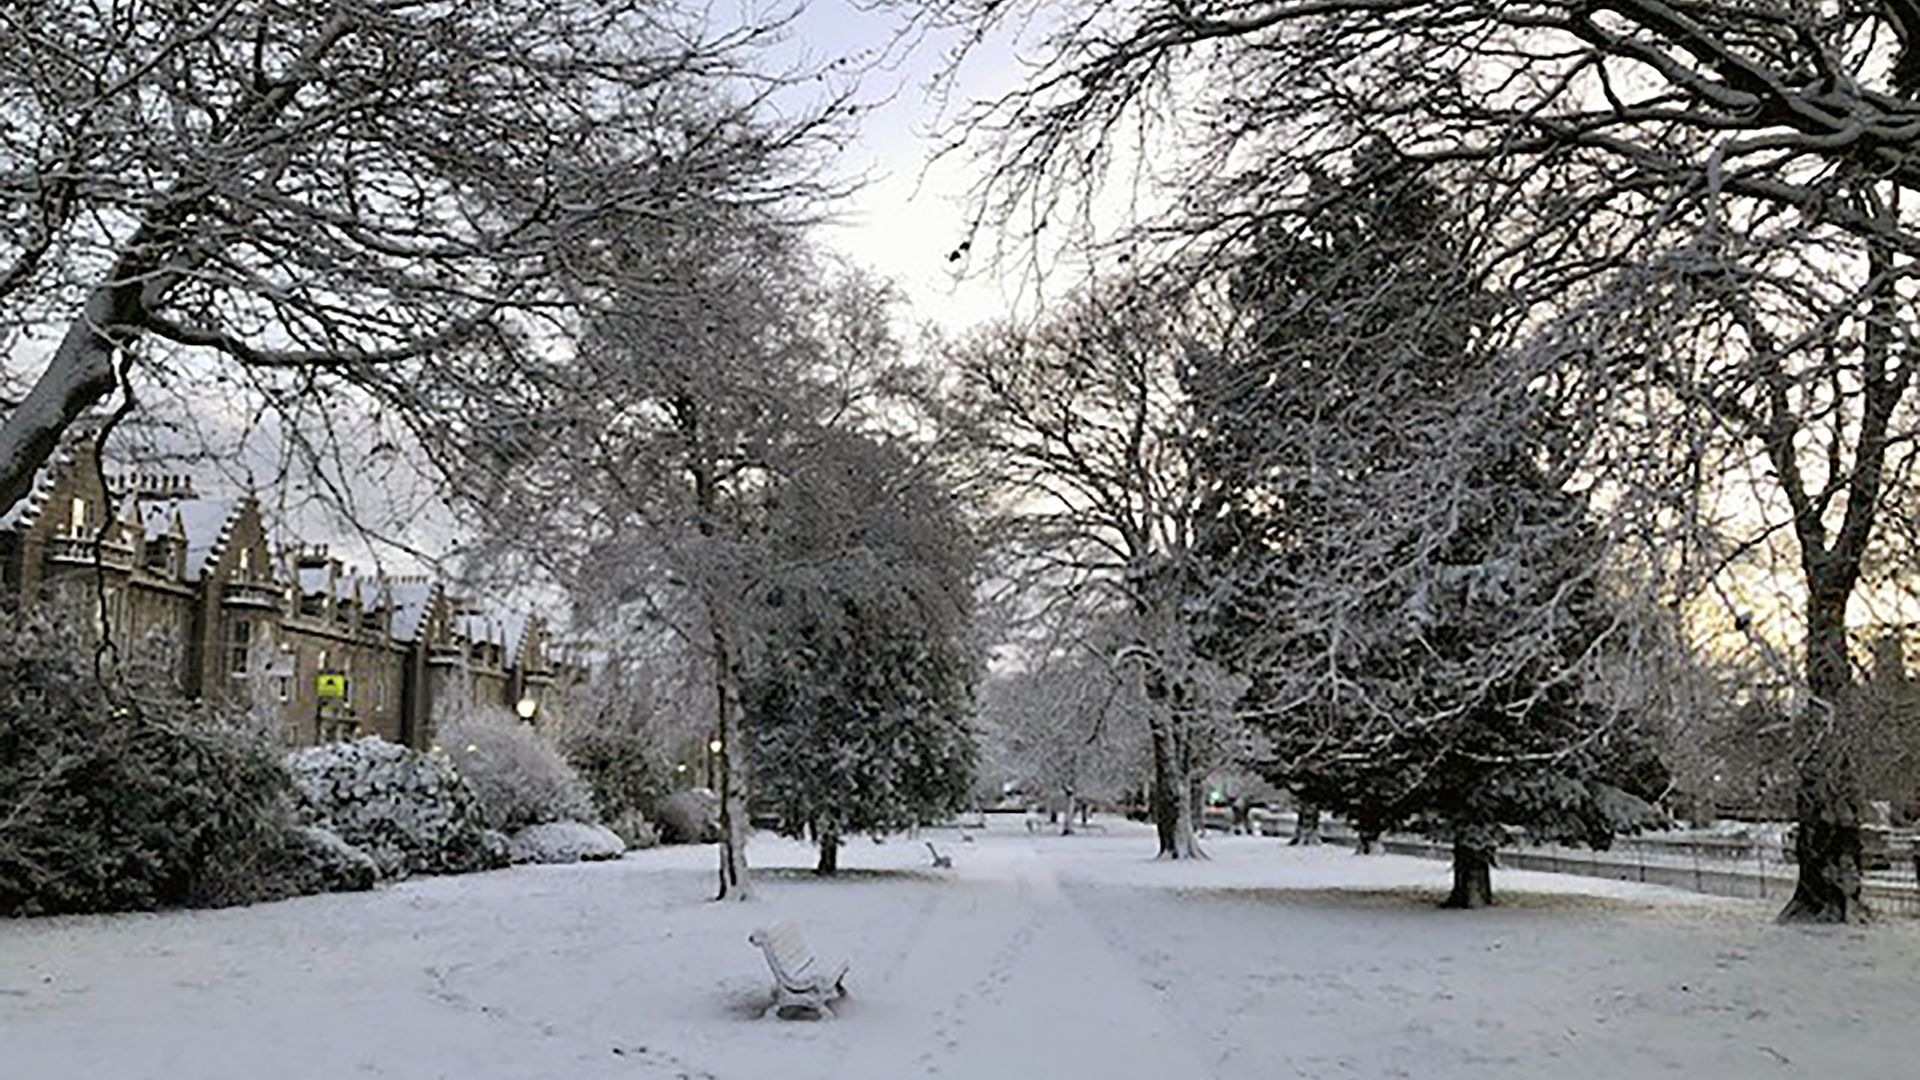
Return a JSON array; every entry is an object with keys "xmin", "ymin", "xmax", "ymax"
[{"xmin": 0, "ymin": 443, "xmax": 583, "ymax": 749}]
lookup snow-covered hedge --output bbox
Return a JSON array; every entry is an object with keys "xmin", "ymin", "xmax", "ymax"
[
  {"xmin": 286, "ymin": 737, "xmax": 507, "ymax": 880},
  {"xmin": 438, "ymin": 709, "xmax": 596, "ymax": 832},
  {"xmin": 506, "ymin": 822, "xmax": 625, "ymax": 864},
  {"xmin": 0, "ymin": 619, "xmax": 297, "ymax": 916}
]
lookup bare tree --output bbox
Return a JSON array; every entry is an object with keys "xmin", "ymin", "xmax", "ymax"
[
  {"xmin": 978, "ymin": 642, "xmax": 1151, "ymax": 834},
  {"xmin": 899, "ymin": 0, "xmax": 1920, "ymax": 922},
  {"xmin": 1, "ymin": 0, "xmax": 841, "ymax": 522},
  {"xmin": 946, "ymin": 277, "xmax": 1243, "ymax": 858}
]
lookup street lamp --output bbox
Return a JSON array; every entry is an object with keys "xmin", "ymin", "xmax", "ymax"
[{"xmin": 515, "ymin": 696, "xmax": 538, "ymax": 722}]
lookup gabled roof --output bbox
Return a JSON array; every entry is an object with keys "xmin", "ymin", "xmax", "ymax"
[
  {"xmin": 389, "ymin": 579, "xmax": 438, "ymax": 643},
  {"xmin": 499, "ymin": 611, "xmax": 531, "ymax": 666},
  {"xmin": 140, "ymin": 497, "xmax": 244, "ymax": 582},
  {"xmin": 0, "ymin": 451, "xmax": 71, "ymax": 531},
  {"xmin": 336, "ymin": 573, "xmax": 384, "ymax": 609}
]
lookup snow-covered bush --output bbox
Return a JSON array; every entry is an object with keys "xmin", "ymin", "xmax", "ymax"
[
  {"xmin": 0, "ymin": 619, "xmax": 297, "ymax": 916},
  {"xmin": 654, "ymin": 787, "xmax": 721, "ymax": 844},
  {"xmin": 506, "ymin": 822, "xmax": 625, "ymax": 864},
  {"xmin": 437, "ymin": 708, "xmax": 596, "ymax": 831},
  {"xmin": 278, "ymin": 826, "xmax": 379, "ymax": 894},
  {"xmin": 286, "ymin": 737, "xmax": 507, "ymax": 879},
  {"xmin": 553, "ymin": 682, "xmax": 670, "ymax": 828},
  {"xmin": 606, "ymin": 809, "xmax": 660, "ymax": 849}
]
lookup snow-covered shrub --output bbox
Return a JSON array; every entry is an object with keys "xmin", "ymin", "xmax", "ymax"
[
  {"xmin": 553, "ymin": 686, "xmax": 670, "ymax": 828},
  {"xmin": 654, "ymin": 788, "xmax": 721, "ymax": 844},
  {"xmin": 607, "ymin": 809, "xmax": 659, "ymax": 849},
  {"xmin": 0, "ymin": 619, "xmax": 296, "ymax": 916},
  {"xmin": 278, "ymin": 826, "xmax": 379, "ymax": 894},
  {"xmin": 506, "ymin": 822, "xmax": 625, "ymax": 864},
  {"xmin": 286, "ymin": 737, "xmax": 507, "ymax": 879},
  {"xmin": 437, "ymin": 708, "xmax": 596, "ymax": 831}
]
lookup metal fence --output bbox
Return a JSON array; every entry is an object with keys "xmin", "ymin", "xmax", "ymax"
[{"xmin": 1243, "ymin": 811, "xmax": 1920, "ymax": 916}]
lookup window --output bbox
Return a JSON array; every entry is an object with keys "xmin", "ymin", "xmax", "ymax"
[
  {"xmin": 225, "ymin": 619, "xmax": 252, "ymax": 677},
  {"xmin": 68, "ymin": 497, "xmax": 87, "ymax": 538},
  {"xmin": 275, "ymin": 674, "xmax": 292, "ymax": 703}
]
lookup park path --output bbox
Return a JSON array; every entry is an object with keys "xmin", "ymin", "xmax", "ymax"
[{"xmin": 830, "ymin": 835, "xmax": 1221, "ymax": 1080}]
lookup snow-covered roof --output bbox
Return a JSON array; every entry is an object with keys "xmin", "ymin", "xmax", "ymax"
[
  {"xmin": 139, "ymin": 504, "xmax": 184, "ymax": 543},
  {"xmin": 336, "ymin": 574, "xmax": 383, "ymax": 610},
  {"xmin": 452, "ymin": 609, "xmax": 535, "ymax": 665},
  {"xmin": 141, "ymin": 498, "xmax": 242, "ymax": 581},
  {"xmin": 0, "ymin": 452, "xmax": 68, "ymax": 531},
  {"xmin": 455, "ymin": 612, "xmax": 503, "ymax": 649},
  {"xmin": 500, "ymin": 612, "xmax": 530, "ymax": 665},
  {"xmin": 297, "ymin": 565, "xmax": 332, "ymax": 597},
  {"xmin": 389, "ymin": 579, "xmax": 438, "ymax": 643}
]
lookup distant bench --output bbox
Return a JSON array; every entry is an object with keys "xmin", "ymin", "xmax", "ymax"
[{"xmin": 749, "ymin": 921, "xmax": 849, "ymax": 1020}]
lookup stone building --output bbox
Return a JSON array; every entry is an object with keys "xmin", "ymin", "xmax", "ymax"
[{"xmin": 0, "ymin": 442, "xmax": 582, "ymax": 749}]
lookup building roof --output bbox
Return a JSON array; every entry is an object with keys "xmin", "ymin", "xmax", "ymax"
[
  {"xmin": 453, "ymin": 608, "xmax": 534, "ymax": 666},
  {"xmin": 337, "ymin": 573, "xmax": 384, "ymax": 609},
  {"xmin": 141, "ymin": 498, "xmax": 243, "ymax": 582},
  {"xmin": 389, "ymin": 579, "xmax": 438, "ymax": 643},
  {"xmin": 0, "ymin": 451, "xmax": 69, "ymax": 530},
  {"xmin": 296, "ymin": 564, "xmax": 331, "ymax": 596}
]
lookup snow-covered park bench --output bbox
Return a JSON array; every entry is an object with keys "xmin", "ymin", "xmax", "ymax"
[{"xmin": 749, "ymin": 922, "xmax": 849, "ymax": 1020}]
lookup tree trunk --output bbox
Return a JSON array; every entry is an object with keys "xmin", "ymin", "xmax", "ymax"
[
  {"xmin": 1781, "ymin": 582, "xmax": 1868, "ymax": 922},
  {"xmin": 1148, "ymin": 718, "xmax": 1203, "ymax": 858},
  {"xmin": 815, "ymin": 830, "xmax": 839, "ymax": 876},
  {"xmin": 1059, "ymin": 790, "xmax": 1075, "ymax": 836},
  {"xmin": 1290, "ymin": 804, "xmax": 1322, "ymax": 846},
  {"xmin": 1442, "ymin": 841, "xmax": 1495, "ymax": 909},
  {"xmin": 711, "ymin": 622, "xmax": 752, "ymax": 901},
  {"xmin": 1355, "ymin": 808, "xmax": 1384, "ymax": 854}
]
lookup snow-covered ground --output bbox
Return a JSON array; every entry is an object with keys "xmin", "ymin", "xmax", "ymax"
[{"xmin": 3, "ymin": 818, "xmax": 1915, "ymax": 1079}]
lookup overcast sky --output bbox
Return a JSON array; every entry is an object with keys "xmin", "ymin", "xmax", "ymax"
[{"xmin": 777, "ymin": 1, "xmax": 1042, "ymax": 334}]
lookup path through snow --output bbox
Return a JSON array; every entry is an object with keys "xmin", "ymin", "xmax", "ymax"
[{"xmin": 2, "ymin": 819, "xmax": 1914, "ymax": 1079}]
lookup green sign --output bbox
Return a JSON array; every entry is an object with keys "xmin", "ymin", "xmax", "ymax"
[{"xmin": 316, "ymin": 673, "xmax": 348, "ymax": 700}]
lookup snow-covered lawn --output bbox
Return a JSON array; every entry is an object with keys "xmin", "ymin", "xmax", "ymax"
[{"xmin": 4, "ymin": 819, "xmax": 1914, "ymax": 1079}]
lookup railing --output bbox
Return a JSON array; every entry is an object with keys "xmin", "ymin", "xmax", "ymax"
[
  {"xmin": 45, "ymin": 535, "xmax": 135, "ymax": 570},
  {"xmin": 1238, "ymin": 810, "xmax": 1920, "ymax": 917},
  {"xmin": 221, "ymin": 579, "xmax": 284, "ymax": 609}
]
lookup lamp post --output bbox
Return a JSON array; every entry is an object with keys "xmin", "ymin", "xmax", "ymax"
[
  {"xmin": 515, "ymin": 695, "xmax": 538, "ymax": 723},
  {"xmin": 706, "ymin": 737, "xmax": 723, "ymax": 789}
]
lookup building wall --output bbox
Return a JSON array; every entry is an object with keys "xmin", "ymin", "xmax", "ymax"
[{"xmin": 4, "ymin": 445, "xmax": 583, "ymax": 751}]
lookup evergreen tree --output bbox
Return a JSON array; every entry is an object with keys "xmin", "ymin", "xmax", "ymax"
[
  {"xmin": 1194, "ymin": 152, "xmax": 1668, "ymax": 906},
  {"xmin": 742, "ymin": 431, "xmax": 979, "ymax": 874}
]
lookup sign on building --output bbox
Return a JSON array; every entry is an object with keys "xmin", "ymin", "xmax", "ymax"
[{"xmin": 316, "ymin": 672, "xmax": 349, "ymax": 700}]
